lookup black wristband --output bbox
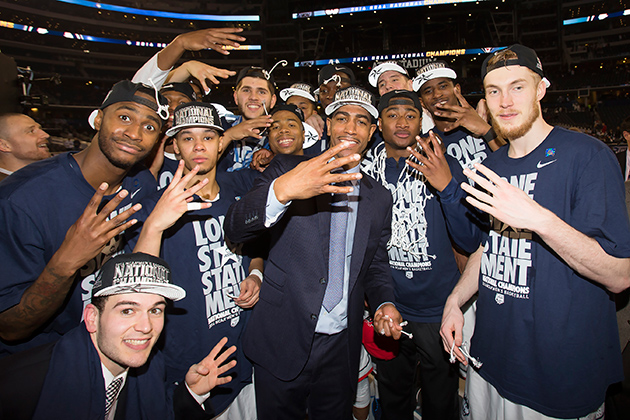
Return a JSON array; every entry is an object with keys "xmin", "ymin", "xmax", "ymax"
[{"xmin": 482, "ymin": 127, "xmax": 496, "ymax": 143}]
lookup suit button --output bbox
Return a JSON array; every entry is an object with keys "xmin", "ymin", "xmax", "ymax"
[
  {"xmin": 311, "ymin": 314, "xmax": 318, "ymax": 320},
  {"xmin": 319, "ymin": 278, "xmax": 326, "ymax": 284}
]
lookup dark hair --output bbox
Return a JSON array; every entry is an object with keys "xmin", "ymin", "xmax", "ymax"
[
  {"xmin": 621, "ymin": 116, "xmax": 630, "ymax": 134},
  {"xmin": 90, "ymin": 295, "xmax": 109, "ymax": 312}
]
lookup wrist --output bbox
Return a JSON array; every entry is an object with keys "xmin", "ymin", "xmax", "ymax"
[
  {"xmin": 249, "ymin": 268, "xmax": 263, "ymax": 283},
  {"xmin": 481, "ymin": 126, "xmax": 496, "ymax": 143}
]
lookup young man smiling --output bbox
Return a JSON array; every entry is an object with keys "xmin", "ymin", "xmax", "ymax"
[
  {"xmin": 132, "ymin": 102, "xmax": 261, "ymax": 419},
  {"xmin": 224, "ymin": 86, "xmax": 403, "ymax": 420},
  {"xmin": 0, "ymin": 252, "xmax": 237, "ymax": 420},
  {"xmin": 441, "ymin": 44, "xmax": 630, "ymax": 419},
  {"xmin": 363, "ymin": 90, "xmax": 479, "ymax": 420},
  {"xmin": 0, "ymin": 113, "xmax": 51, "ymax": 182},
  {"xmin": 0, "ymin": 80, "xmax": 166, "ymax": 357}
]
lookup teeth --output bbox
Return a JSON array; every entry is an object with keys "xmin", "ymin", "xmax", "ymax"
[{"xmin": 125, "ymin": 339, "xmax": 149, "ymax": 345}]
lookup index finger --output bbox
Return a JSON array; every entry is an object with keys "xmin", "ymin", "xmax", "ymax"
[{"xmin": 453, "ymin": 85, "xmax": 471, "ymax": 108}]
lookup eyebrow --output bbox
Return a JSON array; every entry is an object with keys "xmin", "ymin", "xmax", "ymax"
[
  {"xmin": 179, "ymin": 128, "xmax": 217, "ymax": 136},
  {"xmin": 112, "ymin": 299, "xmax": 167, "ymax": 309},
  {"xmin": 486, "ymin": 78, "xmax": 528, "ymax": 90},
  {"xmin": 116, "ymin": 103, "xmax": 161, "ymax": 126},
  {"xmin": 384, "ymin": 105, "xmax": 419, "ymax": 114}
]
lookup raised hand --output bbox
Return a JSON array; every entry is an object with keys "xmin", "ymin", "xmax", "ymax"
[
  {"xmin": 406, "ymin": 131, "xmax": 453, "ymax": 192},
  {"xmin": 185, "ymin": 337, "xmax": 237, "ymax": 396},
  {"xmin": 273, "ymin": 142, "xmax": 363, "ymax": 204},
  {"xmin": 433, "ymin": 86, "xmax": 491, "ymax": 137}
]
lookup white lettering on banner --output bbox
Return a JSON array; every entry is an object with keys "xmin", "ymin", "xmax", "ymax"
[
  {"xmin": 446, "ymin": 135, "xmax": 487, "ymax": 170},
  {"xmin": 192, "ymin": 217, "xmax": 245, "ymax": 328},
  {"xmin": 481, "ymin": 171, "xmax": 538, "ymax": 301}
]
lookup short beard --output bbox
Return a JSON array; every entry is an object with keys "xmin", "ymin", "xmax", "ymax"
[
  {"xmin": 492, "ymin": 102, "xmax": 540, "ymax": 141},
  {"xmin": 98, "ymin": 131, "xmax": 142, "ymax": 170}
]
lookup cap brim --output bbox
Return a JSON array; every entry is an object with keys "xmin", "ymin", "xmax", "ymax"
[
  {"xmin": 165, "ymin": 122, "xmax": 224, "ymax": 138},
  {"xmin": 280, "ymin": 88, "xmax": 316, "ymax": 103},
  {"xmin": 412, "ymin": 68, "xmax": 457, "ymax": 91},
  {"xmin": 325, "ymin": 100, "xmax": 378, "ymax": 119},
  {"xmin": 93, "ymin": 283, "xmax": 187, "ymax": 301},
  {"xmin": 88, "ymin": 109, "xmax": 99, "ymax": 130},
  {"xmin": 303, "ymin": 122, "xmax": 319, "ymax": 149},
  {"xmin": 368, "ymin": 63, "xmax": 407, "ymax": 87}
]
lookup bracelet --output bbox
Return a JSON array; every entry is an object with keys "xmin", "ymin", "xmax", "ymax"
[
  {"xmin": 249, "ymin": 268, "xmax": 263, "ymax": 283},
  {"xmin": 482, "ymin": 127, "xmax": 496, "ymax": 143}
]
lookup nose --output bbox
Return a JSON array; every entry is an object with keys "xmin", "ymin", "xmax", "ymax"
[
  {"xmin": 193, "ymin": 138, "xmax": 206, "ymax": 151},
  {"xmin": 396, "ymin": 115, "xmax": 409, "ymax": 129},
  {"xmin": 124, "ymin": 122, "xmax": 143, "ymax": 141},
  {"xmin": 499, "ymin": 92, "xmax": 513, "ymax": 108},
  {"xmin": 135, "ymin": 312, "xmax": 154, "ymax": 334}
]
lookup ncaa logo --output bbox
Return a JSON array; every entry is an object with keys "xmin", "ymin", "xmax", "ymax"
[
  {"xmin": 495, "ymin": 293, "xmax": 504, "ymax": 305},
  {"xmin": 406, "ymin": 271, "xmax": 413, "ymax": 279}
]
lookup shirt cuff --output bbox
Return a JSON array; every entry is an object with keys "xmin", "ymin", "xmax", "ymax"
[
  {"xmin": 376, "ymin": 301, "xmax": 395, "ymax": 312},
  {"xmin": 185, "ymin": 381, "xmax": 210, "ymax": 408},
  {"xmin": 264, "ymin": 179, "xmax": 291, "ymax": 227},
  {"xmin": 131, "ymin": 52, "xmax": 171, "ymax": 89},
  {"xmin": 435, "ymin": 177, "xmax": 462, "ymax": 203}
]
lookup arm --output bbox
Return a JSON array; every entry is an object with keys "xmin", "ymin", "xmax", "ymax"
[
  {"xmin": 440, "ymin": 245, "xmax": 483, "ymax": 364},
  {"xmin": 224, "ymin": 142, "xmax": 365, "ymax": 243},
  {"xmin": 234, "ymin": 257, "xmax": 263, "ymax": 308},
  {"xmin": 0, "ymin": 185, "xmax": 142, "ymax": 341},
  {"xmin": 406, "ymin": 132, "xmax": 485, "ymax": 254},
  {"xmin": 462, "ymin": 163, "xmax": 630, "ymax": 293},
  {"xmin": 156, "ymin": 28, "xmax": 245, "ymax": 71},
  {"xmin": 433, "ymin": 86, "xmax": 492, "ymax": 138},
  {"xmin": 165, "ymin": 61, "xmax": 236, "ymax": 95},
  {"xmin": 134, "ymin": 162, "xmax": 210, "ymax": 257}
]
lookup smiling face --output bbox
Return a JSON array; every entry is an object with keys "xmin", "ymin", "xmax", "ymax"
[
  {"xmin": 484, "ymin": 65, "xmax": 544, "ymax": 141},
  {"xmin": 379, "ymin": 98, "xmax": 422, "ymax": 158},
  {"xmin": 377, "ymin": 70, "xmax": 412, "ymax": 96},
  {"xmin": 326, "ymin": 104, "xmax": 376, "ymax": 169},
  {"xmin": 173, "ymin": 126, "xmax": 223, "ymax": 175},
  {"xmin": 418, "ymin": 77, "xmax": 459, "ymax": 118},
  {"xmin": 268, "ymin": 110, "xmax": 304, "ymax": 156},
  {"xmin": 0, "ymin": 114, "xmax": 51, "ymax": 164},
  {"xmin": 233, "ymin": 76, "xmax": 277, "ymax": 120},
  {"xmin": 95, "ymin": 94, "xmax": 162, "ymax": 170},
  {"xmin": 85, "ymin": 293, "xmax": 166, "ymax": 376}
]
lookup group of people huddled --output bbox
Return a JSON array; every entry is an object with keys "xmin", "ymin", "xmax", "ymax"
[{"xmin": 0, "ymin": 26, "xmax": 629, "ymax": 420}]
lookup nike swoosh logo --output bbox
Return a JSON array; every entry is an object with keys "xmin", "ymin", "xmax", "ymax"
[
  {"xmin": 130, "ymin": 188, "xmax": 142, "ymax": 199},
  {"xmin": 537, "ymin": 159, "xmax": 556, "ymax": 169}
]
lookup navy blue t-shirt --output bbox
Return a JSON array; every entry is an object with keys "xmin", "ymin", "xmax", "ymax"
[
  {"xmin": 0, "ymin": 153, "xmax": 156, "ymax": 356},
  {"xmin": 134, "ymin": 181, "xmax": 255, "ymax": 414},
  {"xmin": 471, "ymin": 127, "xmax": 630, "ymax": 417},
  {"xmin": 432, "ymin": 127, "xmax": 490, "ymax": 171},
  {"xmin": 362, "ymin": 141, "xmax": 478, "ymax": 321}
]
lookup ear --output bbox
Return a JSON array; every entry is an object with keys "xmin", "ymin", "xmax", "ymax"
[
  {"xmin": 377, "ymin": 118, "xmax": 383, "ymax": 133},
  {"xmin": 0, "ymin": 138, "xmax": 11, "ymax": 153},
  {"xmin": 270, "ymin": 94, "xmax": 277, "ymax": 109},
  {"xmin": 326, "ymin": 118, "xmax": 332, "ymax": 137},
  {"xmin": 172, "ymin": 138, "xmax": 181, "ymax": 155},
  {"xmin": 93, "ymin": 110, "xmax": 104, "ymax": 131},
  {"xmin": 454, "ymin": 84, "xmax": 462, "ymax": 94},
  {"xmin": 233, "ymin": 90, "xmax": 239, "ymax": 106},
  {"xmin": 84, "ymin": 304, "xmax": 99, "ymax": 333},
  {"xmin": 536, "ymin": 79, "xmax": 546, "ymax": 102},
  {"xmin": 369, "ymin": 122, "xmax": 377, "ymax": 139},
  {"xmin": 218, "ymin": 135, "xmax": 224, "ymax": 154}
]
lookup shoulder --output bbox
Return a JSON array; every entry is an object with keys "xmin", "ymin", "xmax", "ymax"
[{"xmin": 0, "ymin": 154, "xmax": 67, "ymax": 200}]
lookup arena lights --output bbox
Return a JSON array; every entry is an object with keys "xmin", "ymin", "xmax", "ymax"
[
  {"xmin": 293, "ymin": 47, "xmax": 505, "ymax": 67},
  {"xmin": 563, "ymin": 9, "xmax": 630, "ymax": 25},
  {"xmin": 292, "ymin": 0, "xmax": 482, "ymax": 19},
  {"xmin": 56, "ymin": 0, "xmax": 260, "ymax": 21},
  {"xmin": 0, "ymin": 19, "xmax": 262, "ymax": 50}
]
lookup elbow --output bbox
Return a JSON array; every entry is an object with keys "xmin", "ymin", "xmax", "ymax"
[{"xmin": 610, "ymin": 277, "xmax": 630, "ymax": 294}]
